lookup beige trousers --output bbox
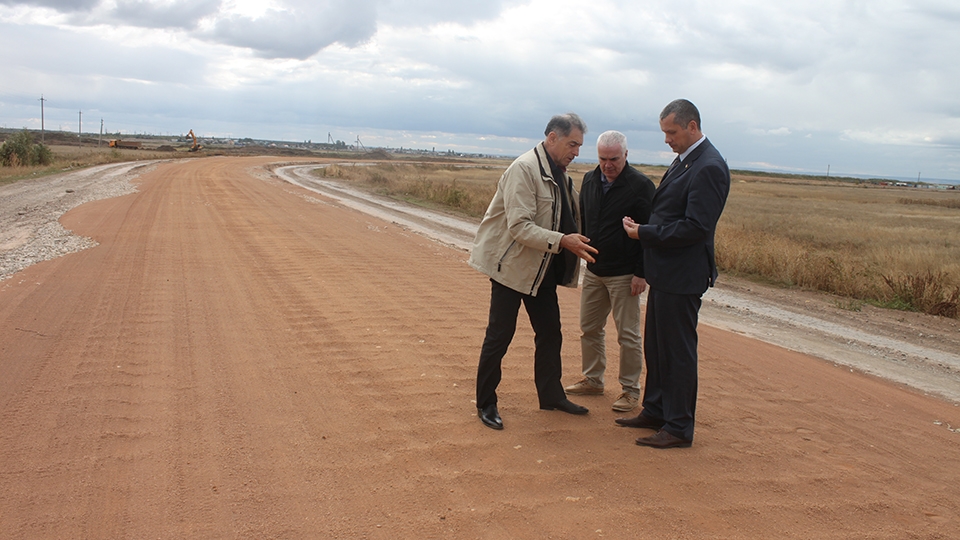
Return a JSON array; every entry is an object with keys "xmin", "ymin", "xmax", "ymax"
[{"xmin": 579, "ymin": 269, "xmax": 642, "ymax": 395}]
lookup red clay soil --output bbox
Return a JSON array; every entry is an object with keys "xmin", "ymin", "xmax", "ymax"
[{"xmin": 1, "ymin": 157, "xmax": 958, "ymax": 539}]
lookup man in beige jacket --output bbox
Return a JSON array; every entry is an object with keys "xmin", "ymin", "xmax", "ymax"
[{"xmin": 469, "ymin": 113, "xmax": 598, "ymax": 430}]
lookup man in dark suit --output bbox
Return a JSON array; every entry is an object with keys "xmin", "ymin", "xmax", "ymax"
[{"xmin": 619, "ymin": 99, "xmax": 730, "ymax": 448}]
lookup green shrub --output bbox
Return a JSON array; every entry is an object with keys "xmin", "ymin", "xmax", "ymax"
[{"xmin": 0, "ymin": 130, "xmax": 54, "ymax": 167}]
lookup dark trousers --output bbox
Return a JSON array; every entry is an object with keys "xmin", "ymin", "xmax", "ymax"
[
  {"xmin": 641, "ymin": 287, "xmax": 702, "ymax": 442},
  {"xmin": 476, "ymin": 272, "xmax": 566, "ymax": 409}
]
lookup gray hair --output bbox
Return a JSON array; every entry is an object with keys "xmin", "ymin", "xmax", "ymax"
[
  {"xmin": 660, "ymin": 99, "xmax": 701, "ymax": 130},
  {"xmin": 544, "ymin": 113, "xmax": 587, "ymax": 138},
  {"xmin": 597, "ymin": 130, "xmax": 627, "ymax": 152}
]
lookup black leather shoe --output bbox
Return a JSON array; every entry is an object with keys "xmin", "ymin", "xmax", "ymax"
[
  {"xmin": 478, "ymin": 404, "xmax": 503, "ymax": 430},
  {"xmin": 615, "ymin": 413, "xmax": 664, "ymax": 430},
  {"xmin": 541, "ymin": 398, "xmax": 588, "ymax": 415}
]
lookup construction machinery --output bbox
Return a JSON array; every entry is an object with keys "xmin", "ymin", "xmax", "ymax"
[
  {"xmin": 108, "ymin": 139, "xmax": 142, "ymax": 149},
  {"xmin": 187, "ymin": 129, "xmax": 202, "ymax": 152}
]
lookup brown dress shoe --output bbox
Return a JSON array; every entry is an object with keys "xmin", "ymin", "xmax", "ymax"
[
  {"xmin": 614, "ymin": 413, "xmax": 664, "ymax": 430},
  {"xmin": 635, "ymin": 429, "xmax": 692, "ymax": 449}
]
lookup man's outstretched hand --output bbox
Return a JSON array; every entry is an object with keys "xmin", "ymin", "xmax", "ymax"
[{"xmin": 560, "ymin": 233, "xmax": 598, "ymax": 263}]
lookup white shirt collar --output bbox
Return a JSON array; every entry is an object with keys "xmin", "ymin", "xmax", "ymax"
[{"xmin": 678, "ymin": 134, "xmax": 706, "ymax": 163}]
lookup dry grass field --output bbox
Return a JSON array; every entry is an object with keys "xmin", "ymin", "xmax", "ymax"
[
  {"xmin": 718, "ymin": 175, "xmax": 960, "ymax": 316},
  {"xmin": 315, "ymin": 161, "xmax": 597, "ymax": 220},
  {"xmin": 314, "ymin": 161, "xmax": 960, "ymax": 318}
]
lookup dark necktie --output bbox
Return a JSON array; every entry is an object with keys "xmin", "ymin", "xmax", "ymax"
[{"xmin": 664, "ymin": 156, "xmax": 681, "ymax": 180}]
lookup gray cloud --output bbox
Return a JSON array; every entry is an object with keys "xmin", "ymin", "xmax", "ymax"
[
  {"xmin": 1, "ymin": 0, "xmax": 517, "ymax": 59},
  {"xmin": 0, "ymin": 20, "xmax": 204, "ymax": 83},
  {"xmin": 206, "ymin": 0, "xmax": 378, "ymax": 59},
  {"xmin": 203, "ymin": 0, "xmax": 516, "ymax": 59},
  {"xmin": 111, "ymin": 0, "xmax": 221, "ymax": 29},
  {"xmin": 0, "ymin": 0, "xmax": 99, "ymax": 11},
  {"xmin": 377, "ymin": 0, "xmax": 512, "ymax": 26}
]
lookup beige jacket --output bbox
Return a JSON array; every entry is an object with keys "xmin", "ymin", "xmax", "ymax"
[{"xmin": 468, "ymin": 142, "xmax": 581, "ymax": 296}]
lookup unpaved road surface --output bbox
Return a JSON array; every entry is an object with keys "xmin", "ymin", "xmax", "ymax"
[{"xmin": 1, "ymin": 156, "xmax": 959, "ymax": 538}]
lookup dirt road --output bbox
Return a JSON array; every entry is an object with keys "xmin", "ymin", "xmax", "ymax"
[{"xmin": 1, "ymin": 157, "xmax": 958, "ymax": 538}]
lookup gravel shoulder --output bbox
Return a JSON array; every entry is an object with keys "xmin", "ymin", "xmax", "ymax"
[{"xmin": 0, "ymin": 162, "xmax": 158, "ymax": 281}]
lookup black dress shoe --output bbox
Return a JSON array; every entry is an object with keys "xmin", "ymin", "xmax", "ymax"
[
  {"xmin": 615, "ymin": 413, "xmax": 664, "ymax": 430},
  {"xmin": 540, "ymin": 398, "xmax": 588, "ymax": 415},
  {"xmin": 478, "ymin": 404, "xmax": 503, "ymax": 430},
  {"xmin": 635, "ymin": 429, "xmax": 692, "ymax": 449}
]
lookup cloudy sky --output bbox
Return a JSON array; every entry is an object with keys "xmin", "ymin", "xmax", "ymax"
[{"xmin": 2, "ymin": 0, "xmax": 959, "ymax": 182}]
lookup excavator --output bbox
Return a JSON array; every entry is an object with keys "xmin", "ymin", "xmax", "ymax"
[{"xmin": 187, "ymin": 129, "xmax": 203, "ymax": 152}]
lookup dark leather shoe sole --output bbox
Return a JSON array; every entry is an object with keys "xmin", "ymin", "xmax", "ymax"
[
  {"xmin": 540, "ymin": 399, "xmax": 589, "ymax": 415},
  {"xmin": 477, "ymin": 407, "xmax": 503, "ymax": 430},
  {"xmin": 615, "ymin": 414, "xmax": 664, "ymax": 430}
]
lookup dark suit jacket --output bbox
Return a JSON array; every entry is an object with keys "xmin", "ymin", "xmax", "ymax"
[{"xmin": 637, "ymin": 138, "xmax": 730, "ymax": 296}]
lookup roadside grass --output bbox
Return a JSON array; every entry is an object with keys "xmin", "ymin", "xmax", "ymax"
[
  {"xmin": 0, "ymin": 145, "xmax": 182, "ymax": 187},
  {"xmin": 714, "ymin": 176, "xmax": 960, "ymax": 317},
  {"xmin": 315, "ymin": 160, "xmax": 597, "ymax": 218},
  {"xmin": 314, "ymin": 161, "xmax": 960, "ymax": 318}
]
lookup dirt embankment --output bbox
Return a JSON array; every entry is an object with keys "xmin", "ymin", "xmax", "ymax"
[{"xmin": 1, "ymin": 157, "xmax": 958, "ymax": 539}]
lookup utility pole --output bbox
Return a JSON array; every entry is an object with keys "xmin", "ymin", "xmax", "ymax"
[
  {"xmin": 78, "ymin": 110, "xmax": 82, "ymax": 146},
  {"xmin": 826, "ymin": 164, "xmax": 830, "ymax": 178},
  {"xmin": 39, "ymin": 94, "xmax": 46, "ymax": 144},
  {"xmin": 99, "ymin": 118, "xmax": 103, "ymax": 148}
]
